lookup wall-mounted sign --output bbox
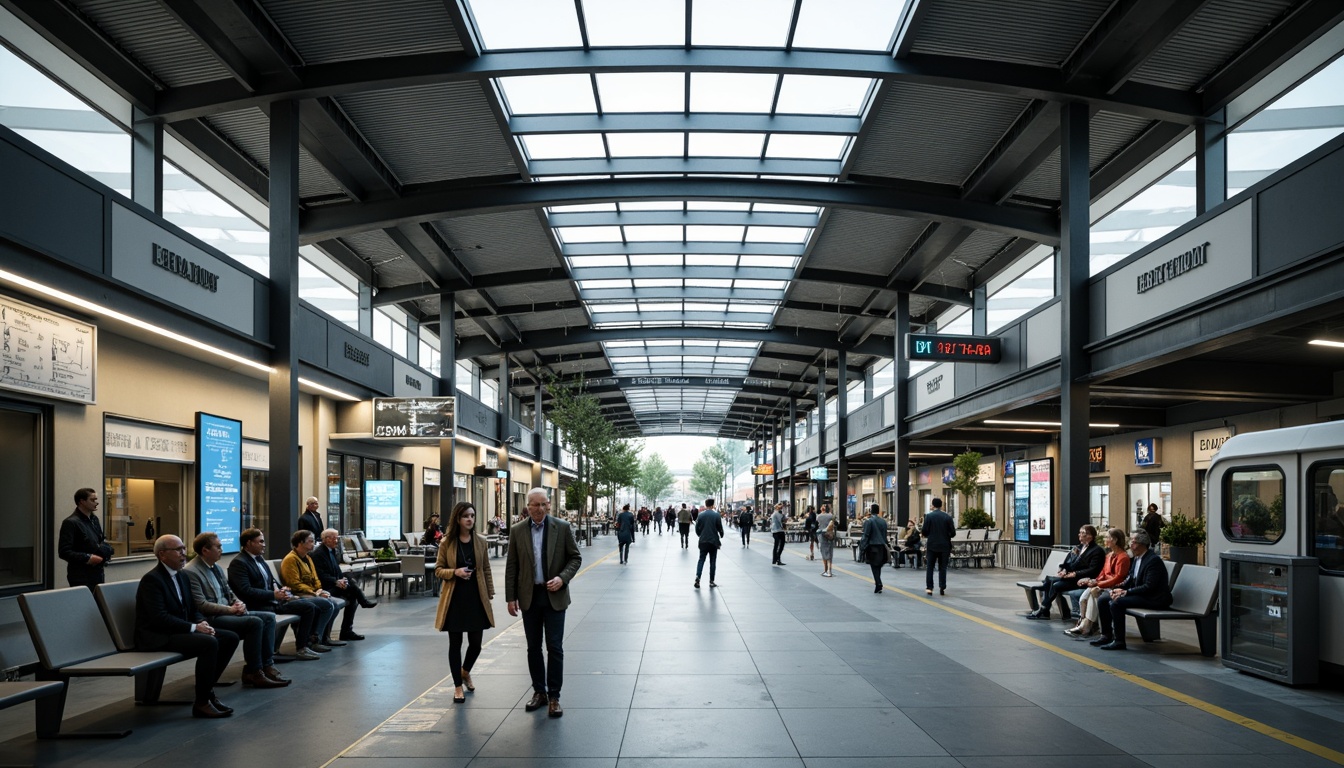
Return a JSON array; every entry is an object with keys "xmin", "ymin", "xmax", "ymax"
[
  {"xmin": 1013, "ymin": 461, "xmax": 1029, "ymax": 540},
  {"xmin": 1004, "ymin": 459, "xmax": 1016, "ymax": 483},
  {"xmin": 908, "ymin": 333, "xmax": 1002, "ymax": 363},
  {"xmin": 809, "ymin": 466, "xmax": 829, "ymax": 481},
  {"xmin": 860, "ymin": 477, "xmax": 875, "ymax": 493},
  {"xmin": 752, "ymin": 464, "xmax": 775, "ymax": 476},
  {"xmin": 883, "ymin": 472, "xmax": 897, "ymax": 490},
  {"xmin": 105, "ymin": 417, "xmax": 193, "ymax": 463},
  {"xmin": 1088, "ymin": 445, "xmax": 1106, "ymax": 473},
  {"xmin": 941, "ymin": 466, "xmax": 956, "ymax": 484},
  {"xmin": 372, "ymin": 396, "xmax": 455, "ymax": 438},
  {"xmin": 1028, "ymin": 458, "xmax": 1053, "ymax": 537},
  {"xmin": 1, "ymin": 293, "xmax": 97, "ymax": 404},
  {"xmin": 1192, "ymin": 427, "xmax": 1232, "ymax": 468},
  {"xmin": 196, "ymin": 412, "xmax": 241, "ymax": 553},
  {"xmin": 977, "ymin": 462, "xmax": 995, "ymax": 485},
  {"xmin": 913, "ymin": 363, "xmax": 954, "ymax": 412},
  {"xmin": 484, "ymin": 450, "xmax": 499, "ymax": 469},
  {"xmin": 364, "ymin": 480, "xmax": 402, "ymax": 541},
  {"xmin": 423, "ymin": 467, "xmax": 441, "ymax": 487},
  {"xmin": 1134, "ymin": 437, "xmax": 1162, "ymax": 467}
]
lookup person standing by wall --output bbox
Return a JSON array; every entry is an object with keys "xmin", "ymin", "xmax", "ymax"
[
  {"xmin": 297, "ymin": 496, "xmax": 323, "ymax": 538},
  {"xmin": 59, "ymin": 487, "xmax": 113, "ymax": 588},
  {"xmin": 921, "ymin": 498, "xmax": 956, "ymax": 596},
  {"xmin": 1141, "ymin": 503, "xmax": 1165, "ymax": 547}
]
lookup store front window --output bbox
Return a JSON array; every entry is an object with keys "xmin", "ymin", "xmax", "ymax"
[
  {"xmin": 104, "ymin": 458, "xmax": 183, "ymax": 559},
  {"xmin": 1089, "ymin": 478, "xmax": 1110, "ymax": 531},
  {"xmin": 0, "ymin": 401, "xmax": 45, "ymax": 591},
  {"xmin": 1127, "ymin": 474, "xmax": 1172, "ymax": 536},
  {"xmin": 327, "ymin": 451, "xmax": 411, "ymax": 537}
]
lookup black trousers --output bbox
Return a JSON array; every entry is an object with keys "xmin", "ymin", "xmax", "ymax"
[
  {"xmin": 521, "ymin": 597, "xmax": 566, "ymax": 699},
  {"xmin": 271, "ymin": 597, "xmax": 321, "ymax": 650},
  {"xmin": 679, "ymin": 523, "xmax": 691, "ymax": 547},
  {"xmin": 448, "ymin": 630, "xmax": 483, "ymax": 686},
  {"xmin": 740, "ymin": 526, "xmax": 751, "ymax": 545},
  {"xmin": 772, "ymin": 532, "xmax": 786, "ymax": 563},
  {"xmin": 1039, "ymin": 575, "xmax": 1080, "ymax": 614},
  {"xmin": 867, "ymin": 545, "xmax": 887, "ymax": 587},
  {"xmin": 159, "ymin": 628, "xmax": 240, "ymax": 703},
  {"xmin": 926, "ymin": 550, "xmax": 950, "ymax": 591},
  {"xmin": 208, "ymin": 611, "xmax": 275, "ymax": 671},
  {"xmin": 329, "ymin": 583, "xmax": 367, "ymax": 631},
  {"xmin": 1097, "ymin": 591, "xmax": 1169, "ymax": 641}
]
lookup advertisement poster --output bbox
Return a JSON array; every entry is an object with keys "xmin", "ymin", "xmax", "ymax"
[
  {"xmin": 1014, "ymin": 462, "xmax": 1030, "ymax": 541},
  {"xmin": 365, "ymin": 480, "xmax": 403, "ymax": 541},
  {"xmin": 1029, "ymin": 458, "xmax": 1053, "ymax": 536},
  {"xmin": 196, "ymin": 412, "xmax": 242, "ymax": 552}
]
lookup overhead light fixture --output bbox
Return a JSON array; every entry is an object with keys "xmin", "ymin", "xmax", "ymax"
[
  {"xmin": 909, "ymin": 452, "xmax": 953, "ymax": 458},
  {"xmin": 984, "ymin": 419, "xmax": 1121, "ymax": 428},
  {"xmin": 1309, "ymin": 339, "xmax": 1344, "ymax": 349},
  {"xmin": 0, "ymin": 268, "xmax": 272, "ymax": 373},
  {"xmin": 297, "ymin": 377, "xmax": 360, "ymax": 401}
]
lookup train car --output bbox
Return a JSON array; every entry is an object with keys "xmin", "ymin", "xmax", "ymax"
[{"xmin": 1206, "ymin": 421, "xmax": 1344, "ymax": 675}]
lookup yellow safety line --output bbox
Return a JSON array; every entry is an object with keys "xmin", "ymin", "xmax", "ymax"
[
  {"xmin": 319, "ymin": 549, "xmax": 619, "ymax": 768},
  {"xmin": 821, "ymin": 552, "xmax": 1344, "ymax": 765}
]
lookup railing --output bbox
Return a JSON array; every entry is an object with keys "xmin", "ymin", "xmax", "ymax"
[{"xmin": 998, "ymin": 542, "xmax": 1069, "ymax": 572}]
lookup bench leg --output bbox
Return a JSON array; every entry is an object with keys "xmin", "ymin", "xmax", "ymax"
[
  {"xmin": 1195, "ymin": 616, "xmax": 1217, "ymax": 657},
  {"xmin": 35, "ymin": 673, "xmax": 130, "ymax": 740},
  {"xmin": 1053, "ymin": 594, "xmax": 1073, "ymax": 622},
  {"xmin": 135, "ymin": 668, "xmax": 167, "ymax": 703},
  {"xmin": 1135, "ymin": 617, "xmax": 1162, "ymax": 643},
  {"xmin": 1022, "ymin": 587, "xmax": 1041, "ymax": 612}
]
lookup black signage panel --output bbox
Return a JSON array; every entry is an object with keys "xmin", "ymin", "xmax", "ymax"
[{"xmin": 907, "ymin": 333, "xmax": 1002, "ymax": 363}]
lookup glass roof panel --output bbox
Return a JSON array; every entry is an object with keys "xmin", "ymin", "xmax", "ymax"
[
  {"xmin": 580, "ymin": 0, "xmax": 686, "ymax": 47},
  {"xmin": 589, "ymin": 303, "xmax": 640, "ymax": 313},
  {"xmin": 734, "ymin": 279, "xmax": 789, "ymax": 289},
  {"xmin": 740, "ymin": 254, "xmax": 798, "ymax": 267},
  {"xmin": 606, "ymin": 132, "xmax": 685, "ymax": 157},
  {"xmin": 519, "ymin": 133, "xmax": 605, "ymax": 159},
  {"xmin": 685, "ymin": 226, "xmax": 745, "ymax": 241},
  {"xmin": 687, "ymin": 200, "xmax": 752, "ymax": 211},
  {"xmin": 688, "ymin": 132, "xmax": 765, "ymax": 157},
  {"xmin": 624, "ymin": 224, "xmax": 684, "ymax": 241},
  {"xmin": 577, "ymin": 279, "xmax": 632, "ymax": 289},
  {"xmin": 632, "ymin": 278, "xmax": 684, "ymax": 287},
  {"xmin": 753, "ymin": 202, "xmax": 820, "ymax": 213},
  {"xmin": 469, "ymin": 0, "xmax": 583, "ymax": 50},
  {"xmin": 765, "ymin": 133, "xmax": 850, "ymax": 160},
  {"xmin": 619, "ymin": 201, "xmax": 684, "ymax": 211},
  {"xmin": 556, "ymin": 225, "xmax": 623, "ymax": 243},
  {"xmin": 792, "ymin": 0, "xmax": 907, "ymax": 52},
  {"xmin": 497, "ymin": 75, "xmax": 596, "ymax": 115},
  {"xmin": 595, "ymin": 73, "xmax": 685, "ymax": 112},
  {"xmin": 568, "ymin": 255, "xmax": 629, "ymax": 267},
  {"xmin": 775, "ymin": 75, "xmax": 874, "ymax": 116},
  {"xmin": 745, "ymin": 225, "xmax": 812, "ymax": 243},
  {"xmin": 549, "ymin": 203, "xmax": 617, "ymax": 213},
  {"xmin": 691, "ymin": 0, "xmax": 794, "ymax": 47},
  {"xmin": 628, "ymin": 254, "xmax": 683, "ymax": 265},
  {"xmin": 684, "ymin": 278, "xmax": 733, "ymax": 288},
  {"xmin": 689, "ymin": 73, "xmax": 778, "ymax": 113},
  {"xmin": 685, "ymin": 254, "xmax": 739, "ymax": 266}
]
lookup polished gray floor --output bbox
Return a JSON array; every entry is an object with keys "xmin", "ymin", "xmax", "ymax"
[{"xmin": 3, "ymin": 528, "xmax": 1344, "ymax": 767}]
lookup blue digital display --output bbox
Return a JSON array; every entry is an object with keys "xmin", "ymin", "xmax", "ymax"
[
  {"xmin": 365, "ymin": 480, "xmax": 403, "ymax": 541},
  {"xmin": 197, "ymin": 412, "xmax": 242, "ymax": 553}
]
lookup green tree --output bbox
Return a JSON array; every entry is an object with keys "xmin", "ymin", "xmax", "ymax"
[
  {"xmin": 637, "ymin": 453, "xmax": 675, "ymax": 507},
  {"xmin": 545, "ymin": 375, "xmax": 615, "ymax": 515},
  {"xmin": 702, "ymin": 443, "xmax": 733, "ymax": 502},
  {"xmin": 593, "ymin": 439, "xmax": 642, "ymax": 508},
  {"xmin": 948, "ymin": 451, "xmax": 986, "ymax": 526}
]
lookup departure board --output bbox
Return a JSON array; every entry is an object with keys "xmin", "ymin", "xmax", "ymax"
[{"xmin": 907, "ymin": 333, "xmax": 1002, "ymax": 363}]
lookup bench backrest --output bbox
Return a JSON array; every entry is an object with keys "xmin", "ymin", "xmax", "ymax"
[
  {"xmin": 985, "ymin": 528, "xmax": 1003, "ymax": 542},
  {"xmin": 1167, "ymin": 563, "xmax": 1219, "ymax": 614},
  {"xmin": 93, "ymin": 580, "xmax": 142, "ymax": 652},
  {"xmin": 19, "ymin": 587, "xmax": 118, "ymax": 670},
  {"xmin": 0, "ymin": 597, "xmax": 39, "ymax": 673},
  {"xmin": 1163, "ymin": 558, "xmax": 1182, "ymax": 589},
  {"xmin": 1037, "ymin": 549, "xmax": 1068, "ymax": 579}
]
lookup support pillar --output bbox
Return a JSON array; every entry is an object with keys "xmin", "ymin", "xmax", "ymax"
[
  {"xmin": 893, "ymin": 293, "xmax": 911, "ymax": 528},
  {"xmin": 1059, "ymin": 101, "xmax": 1091, "ymax": 542},
  {"xmin": 1197, "ymin": 107, "xmax": 1227, "ymax": 215},
  {"xmin": 267, "ymin": 101, "xmax": 301, "ymax": 548},
  {"xmin": 131, "ymin": 106, "xmax": 162, "ymax": 214},
  {"xmin": 836, "ymin": 349, "xmax": 849, "ymax": 525},
  {"xmin": 438, "ymin": 291, "xmax": 457, "ymax": 515}
]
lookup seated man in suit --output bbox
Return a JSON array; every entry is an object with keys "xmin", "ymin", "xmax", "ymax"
[
  {"xmin": 1027, "ymin": 524, "xmax": 1105, "ymax": 620},
  {"xmin": 184, "ymin": 532, "xmax": 289, "ymax": 688},
  {"xmin": 315, "ymin": 528, "xmax": 377, "ymax": 642},
  {"xmin": 135, "ymin": 535, "xmax": 241, "ymax": 719},
  {"xmin": 227, "ymin": 527, "xmax": 333, "ymax": 659},
  {"xmin": 1091, "ymin": 529, "xmax": 1174, "ymax": 650}
]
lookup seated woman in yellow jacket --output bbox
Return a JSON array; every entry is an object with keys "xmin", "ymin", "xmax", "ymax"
[{"xmin": 280, "ymin": 530, "xmax": 343, "ymax": 649}]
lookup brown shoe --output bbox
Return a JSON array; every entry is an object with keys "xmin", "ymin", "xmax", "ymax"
[
  {"xmin": 548, "ymin": 698, "xmax": 563, "ymax": 718},
  {"xmin": 525, "ymin": 691, "xmax": 548, "ymax": 712},
  {"xmin": 242, "ymin": 670, "xmax": 288, "ymax": 689},
  {"xmin": 461, "ymin": 668, "xmax": 474, "ymax": 691},
  {"xmin": 192, "ymin": 701, "xmax": 230, "ymax": 719},
  {"xmin": 263, "ymin": 666, "xmax": 291, "ymax": 684}
]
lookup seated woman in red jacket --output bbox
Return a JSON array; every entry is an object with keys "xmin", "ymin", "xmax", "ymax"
[{"xmin": 1064, "ymin": 527, "xmax": 1132, "ymax": 638}]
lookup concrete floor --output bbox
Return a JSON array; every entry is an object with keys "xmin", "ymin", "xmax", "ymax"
[{"xmin": 3, "ymin": 528, "xmax": 1343, "ymax": 767}]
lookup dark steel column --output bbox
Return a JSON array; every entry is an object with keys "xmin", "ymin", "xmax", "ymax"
[
  {"xmin": 836, "ymin": 349, "xmax": 849, "ymax": 525},
  {"xmin": 267, "ymin": 101, "xmax": 301, "ymax": 548},
  {"xmin": 1059, "ymin": 102, "xmax": 1091, "ymax": 543},
  {"xmin": 131, "ymin": 106, "xmax": 162, "ymax": 214},
  {"xmin": 358, "ymin": 284, "xmax": 372, "ymax": 337},
  {"xmin": 497, "ymin": 355, "xmax": 510, "ymax": 520},
  {"xmin": 788, "ymin": 397, "xmax": 797, "ymax": 513},
  {"xmin": 770, "ymin": 422, "xmax": 780, "ymax": 507},
  {"xmin": 533, "ymin": 385, "xmax": 544, "ymax": 490},
  {"xmin": 816, "ymin": 364, "xmax": 827, "ymax": 521},
  {"xmin": 893, "ymin": 292, "xmax": 911, "ymax": 528},
  {"xmin": 438, "ymin": 291, "xmax": 457, "ymax": 514},
  {"xmin": 1197, "ymin": 107, "xmax": 1227, "ymax": 214}
]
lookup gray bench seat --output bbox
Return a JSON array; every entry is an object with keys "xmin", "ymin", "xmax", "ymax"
[{"xmin": 1125, "ymin": 563, "xmax": 1219, "ymax": 656}]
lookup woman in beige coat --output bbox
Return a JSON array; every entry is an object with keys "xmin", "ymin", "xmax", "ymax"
[{"xmin": 434, "ymin": 501, "xmax": 495, "ymax": 703}]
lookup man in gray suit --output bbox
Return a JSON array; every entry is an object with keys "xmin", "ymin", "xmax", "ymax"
[{"xmin": 506, "ymin": 488, "xmax": 582, "ymax": 718}]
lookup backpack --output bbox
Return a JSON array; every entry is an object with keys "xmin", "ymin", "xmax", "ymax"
[{"xmin": 823, "ymin": 519, "xmax": 836, "ymax": 540}]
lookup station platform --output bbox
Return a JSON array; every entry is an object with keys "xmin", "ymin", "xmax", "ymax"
[{"xmin": 3, "ymin": 529, "xmax": 1343, "ymax": 767}]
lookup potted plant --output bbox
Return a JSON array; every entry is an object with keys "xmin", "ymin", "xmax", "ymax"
[
  {"xmin": 1162, "ymin": 512, "xmax": 1205, "ymax": 564},
  {"xmin": 958, "ymin": 507, "xmax": 994, "ymax": 529}
]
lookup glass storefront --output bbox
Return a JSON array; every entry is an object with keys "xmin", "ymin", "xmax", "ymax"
[
  {"xmin": 103, "ymin": 458, "xmax": 184, "ymax": 559},
  {"xmin": 327, "ymin": 450, "xmax": 411, "ymax": 539},
  {"xmin": 0, "ymin": 401, "xmax": 45, "ymax": 591}
]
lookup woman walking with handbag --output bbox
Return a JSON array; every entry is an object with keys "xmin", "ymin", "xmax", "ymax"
[{"xmin": 434, "ymin": 501, "xmax": 495, "ymax": 704}]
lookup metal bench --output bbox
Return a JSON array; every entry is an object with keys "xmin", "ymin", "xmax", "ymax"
[
  {"xmin": 20, "ymin": 586, "xmax": 188, "ymax": 738},
  {"xmin": 1015, "ymin": 550, "xmax": 1071, "ymax": 617},
  {"xmin": 1125, "ymin": 562, "xmax": 1218, "ymax": 656},
  {"xmin": 0, "ymin": 597, "xmax": 65, "ymax": 739}
]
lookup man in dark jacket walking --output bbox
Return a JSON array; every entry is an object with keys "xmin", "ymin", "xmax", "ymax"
[
  {"xmin": 694, "ymin": 498, "xmax": 724, "ymax": 589},
  {"xmin": 921, "ymin": 498, "xmax": 956, "ymax": 596}
]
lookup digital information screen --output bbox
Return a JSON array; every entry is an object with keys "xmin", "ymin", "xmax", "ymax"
[
  {"xmin": 752, "ymin": 464, "xmax": 775, "ymax": 476},
  {"xmin": 364, "ymin": 480, "xmax": 403, "ymax": 541},
  {"xmin": 908, "ymin": 333, "xmax": 1002, "ymax": 363},
  {"xmin": 196, "ymin": 412, "xmax": 242, "ymax": 553},
  {"xmin": 810, "ymin": 466, "xmax": 829, "ymax": 481},
  {"xmin": 372, "ymin": 396, "xmax": 455, "ymax": 438}
]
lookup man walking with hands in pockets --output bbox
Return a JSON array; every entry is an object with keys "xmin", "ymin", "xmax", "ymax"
[{"xmin": 506, "ymin": 488, "xmax": 582, "ymax": 718}]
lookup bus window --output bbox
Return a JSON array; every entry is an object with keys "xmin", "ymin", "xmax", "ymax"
[
  {"xmin": 1310, "ymin": 462, "xmax": 1344, "ymax": 572},
  {"xmin": 1223, "ymin": 466, "xmax": 1284, "ymax": 543}
]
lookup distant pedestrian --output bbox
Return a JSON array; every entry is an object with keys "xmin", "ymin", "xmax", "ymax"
[
  {"xmin": 858, "ymin": 504, "xmax": 889, "ymax": 592},
  {"xmin": 770, "ymin": 504, "xmax": 787, "ymax": 565},
  {"xmin": 615, "ymin": 504, "xmax": 636, "ymax": 564},
  {"xmin": 816, "ymin": 505, "xmax": 836, "ymax": 577},
  {"xmin": 678, "ymin": 504, "xmax": 692, "ymax": 549},
  {"xmin": 921, "ymin": 498, "xmax": 956, "ymax": 596},
  {"xmin": 804, "ymin": 506, "xmax": 819, "ymax": 561},
  {"xmin": 737, "ymin": 507, "xmax": 754, "ymax": 546}
]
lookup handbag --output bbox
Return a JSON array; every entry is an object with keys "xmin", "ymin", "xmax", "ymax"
[{"xmin": 823, "ymin": 519, "xmax": 836, "ymax": 540}]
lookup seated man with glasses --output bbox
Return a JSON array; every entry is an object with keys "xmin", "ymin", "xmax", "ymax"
[{"xmin": 135, "ymin": 535, "xmax": 241, "ymax": 719}]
